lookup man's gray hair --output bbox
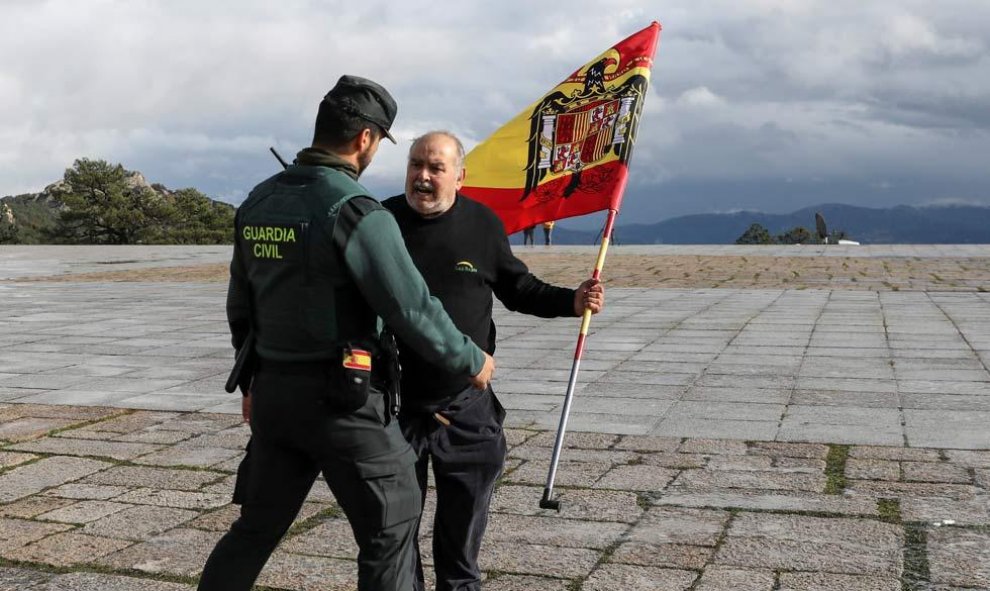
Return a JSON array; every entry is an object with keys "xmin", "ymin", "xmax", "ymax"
[{"xmin": 409, "ymin": 130, "xmax": 466, "ymax": 169}]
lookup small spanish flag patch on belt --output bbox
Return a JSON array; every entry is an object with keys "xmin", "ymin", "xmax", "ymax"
[{"xmin": 342, "ymin": 348, "xmax": 372, "ymax": 372}]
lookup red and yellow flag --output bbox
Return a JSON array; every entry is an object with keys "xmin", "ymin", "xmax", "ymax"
[
  {"xmin": 342, "ymin": 348, "xmax": 372, "ymax": 372},
  {"xmin": 462, "ymin": 22, "xmax": 661, "ymax": 235}
]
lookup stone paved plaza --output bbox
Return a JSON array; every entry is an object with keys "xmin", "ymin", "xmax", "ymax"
[{"xmin": 2, "ymin": 245, "xmax": 990, "ymax": 589}]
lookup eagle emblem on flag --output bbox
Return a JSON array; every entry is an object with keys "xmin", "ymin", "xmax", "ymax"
[{"xmin": 522, "ymin": 52, "xmax": 649, "ymax": 203}]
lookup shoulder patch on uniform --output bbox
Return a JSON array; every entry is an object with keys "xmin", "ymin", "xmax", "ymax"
[
  {"xmin": 333, "ymin": 196, "xmax": 382, "ymax": 253},
  {"xmin": 347, "ymin": 195, "xmax": 384, "ymax": 215}
]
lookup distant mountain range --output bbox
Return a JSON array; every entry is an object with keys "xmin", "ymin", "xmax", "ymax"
[
  {"xmin": 520, "ymin": 203, "xmax": 990, "ymax": 245},
  {"xmin": 6, "ymin": 174, "xmax": 990, "ymax": 246}
]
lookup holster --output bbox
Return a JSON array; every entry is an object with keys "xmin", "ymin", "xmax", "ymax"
[
  {"xmin": 376, "ymin": 328, "xmax": 401, "ymax": 425},
  {"xmin": 225, "ymin": 331, "xmax": 256, "ymax": 395}
]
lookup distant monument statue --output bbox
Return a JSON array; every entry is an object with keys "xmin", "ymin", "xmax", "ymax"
[
  {"xmin": 814, "ymin": 211, "xmax": 859, "ymax": 245},
  {"xmin": 815, "ymin": 212, "xmax": 829, "ymax": 244}
]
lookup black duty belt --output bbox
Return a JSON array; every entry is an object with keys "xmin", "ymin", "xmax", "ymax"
[
  {"xmin": 256, "ymin": 357, "xmax": 389, "ymax": 381},
  {"xmin": 255, "ymin": 358, "xmax": 331, "ymax": 373}
]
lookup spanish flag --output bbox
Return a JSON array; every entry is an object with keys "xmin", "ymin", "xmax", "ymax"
[
  {"xmin": 462, "ymin": 22, "xmax": 661, "ymax": 235},
  {"xmin": 342, "ymin": 348, "xmax": 372, "ymax": 372}
]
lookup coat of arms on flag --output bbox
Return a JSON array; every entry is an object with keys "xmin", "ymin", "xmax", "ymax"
[
  {"xmin": 463, "ymin": 22, "xmax": 660, "ymax": 234},
  {"xmin": 540, "ymin": 93, "xmax": 624, "ymax": 175}
]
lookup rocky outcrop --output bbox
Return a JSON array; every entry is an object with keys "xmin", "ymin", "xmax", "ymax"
[
  {"xmin": 0, "ymin": 165, "xmax": 197, "ymax": 244},
  {"xmin": 1, "ymin": 169, "xmax": 177, "ymax": 217},
  {"xmin": 1, "ymin": 201, "xmax": 14, "ymax": 224}
]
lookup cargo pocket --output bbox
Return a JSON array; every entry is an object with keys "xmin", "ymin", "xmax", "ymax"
[
  {"xmin": 493, "ymin": 392, "xmax": 507, "ymax": 426},
  {"xmin": 354, "ymin": 448, "xmax": 421, "ymax": 530},
  {"xmin": 231, "ymin": 438, "xmax": 252, "ymax": 505}
]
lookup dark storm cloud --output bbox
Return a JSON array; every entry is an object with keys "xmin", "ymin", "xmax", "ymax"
[{"xmin": 1, "ymin": 0, "xmax": 987, "ymax": 222}]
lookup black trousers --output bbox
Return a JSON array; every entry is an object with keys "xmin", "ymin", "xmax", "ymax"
[
  {"xmin": 399, "ymin": 386, "xmax": 507, "ymax": 591},
  {"xmin": 198, "ymin": 365, "xmax": 421, "ymax": 591}
]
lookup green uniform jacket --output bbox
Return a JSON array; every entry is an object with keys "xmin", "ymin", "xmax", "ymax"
[{"xmin": 226, "ymin": 148, "xmax": 484, "ymax": 379}]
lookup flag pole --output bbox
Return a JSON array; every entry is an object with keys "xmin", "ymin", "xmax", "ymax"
[{"xmin": 539, "ymin": 200, "xmax": 621, "ymax": 511}]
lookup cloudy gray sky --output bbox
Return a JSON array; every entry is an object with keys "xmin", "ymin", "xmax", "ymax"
[{"xmin": 1, "ymin": 0, "xmax": 987, "ymax": 228}]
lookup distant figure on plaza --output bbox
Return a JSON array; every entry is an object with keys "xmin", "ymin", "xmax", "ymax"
[
  {"xmin": 543, "ymin": 220, "xmax": 555, "ymax": 245},
  {"xmin": 522, "ymin": 224, "xmax": 536, "ymax": 245},
  {"xmin": 595, "ymin": 224, "xmax": 618, "ymax": 246}
]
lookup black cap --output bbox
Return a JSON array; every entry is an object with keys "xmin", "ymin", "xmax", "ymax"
[{"xmin": 322, "ymin": 75, "xmax": 397, "ymax": 144}]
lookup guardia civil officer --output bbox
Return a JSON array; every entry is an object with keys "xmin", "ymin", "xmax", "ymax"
[{"xmin": 197, "ymin": 77, "xmax": 495, "ymax": 591}]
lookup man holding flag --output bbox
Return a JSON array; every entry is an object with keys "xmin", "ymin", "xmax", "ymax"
[
  {"xmin": 383, "ymin": 130, "xmax": 604, "ymax": 591},
  {"xmin": 385, "ymin": 20, "xmax": 660, "ymax": 587}
]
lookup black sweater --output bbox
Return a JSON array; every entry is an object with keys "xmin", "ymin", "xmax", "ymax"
[{"xmin": 383, "ymin": 193, "xmax": 576, "ymax": 407}]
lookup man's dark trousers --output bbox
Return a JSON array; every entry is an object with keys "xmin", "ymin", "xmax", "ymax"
[
  {"xmin": 400, "ymin": 386, "xmax": 506, "ymax": 591},
  {"xmin": 198, "ymin": 363, "xmax": 421, "ymax": 591}
]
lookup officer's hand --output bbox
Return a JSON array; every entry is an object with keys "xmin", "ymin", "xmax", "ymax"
[
  {"xmin": 242, "ymin": 392, "xmax": 252, "ymax": 424},
  {"xmin": 470, "ymin": 352, "xmax": 495, "ymax": 390},
  {"xmin": 574, "ymin": 278, "xmax": 605, "ymax": 316}
]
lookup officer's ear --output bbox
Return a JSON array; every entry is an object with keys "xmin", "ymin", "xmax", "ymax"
[
  {"xmin": 355, "ymin": 127, "xmax": 375, "ymax": 152},
  {"xmin": 455, "ymin": 166, "xmax": 465, "ymax": 191}
]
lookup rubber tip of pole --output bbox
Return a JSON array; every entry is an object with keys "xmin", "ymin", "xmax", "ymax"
[{"xmin": 539, "ymin": 489, "xmax": 561, "ymax": 512}]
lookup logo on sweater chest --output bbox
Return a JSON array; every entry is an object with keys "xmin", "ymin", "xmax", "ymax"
[{"xmin": 454, "ymin": 260, "xmax": 478, "ymax": 273}]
